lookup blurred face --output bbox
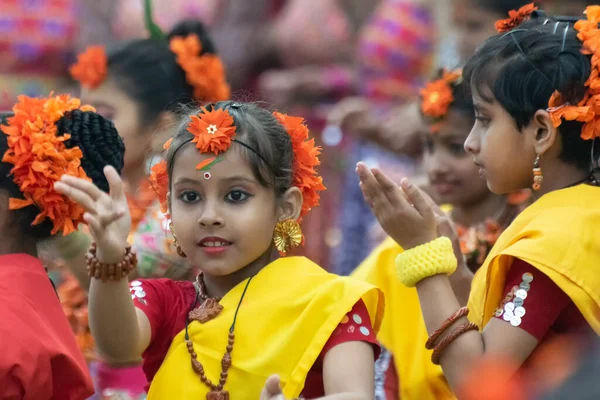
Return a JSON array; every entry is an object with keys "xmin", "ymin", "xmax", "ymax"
[
  {"xmin": 82, "ymin": 80, "xmax": 147, "ymax": 173},
  {"xmin": 453, "ymin": 0, "xmax": 503, "ymax": 61},
  {"xmin": 423, "ymin": 110, "xmax": 491, "ymax": 206},
  {"xmin": 464, "ymin": 88, "xmax": 536, "ymax": 194},
  {"xmin": 169, "ymin": 144, "xmax": 280, "ymax": 277}
]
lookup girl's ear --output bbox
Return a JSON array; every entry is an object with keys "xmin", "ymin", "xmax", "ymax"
[
  {"xmin": 277, "ymin": 187, "xmax": 302, "ymax": 221},
  {"xmin": 529, "ymin": 109, "xmax": 559, "ymax": 156}
]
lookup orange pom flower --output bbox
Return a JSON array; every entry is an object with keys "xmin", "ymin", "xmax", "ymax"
[
  {"xmin": 69, "ymin": 46, "xmax": 108, "ymax": 89},
  {"xmin": 169, "ymin": 34, "xmax": 231, "ymax": 102},
  {"xmin": 187, "ymin": 107, "xmax": 237, "ymax": 161},
  {"xmin": 495, "ymin": 3, "xmax": 538, "ymax": 33},
  {"xmin": 149, "ymin": 160, "xmax": 169, "ymax": 216},
  {"xmin": 273, "ymin": 112, "xmax": 326, "ymax": 218},
  {"xmin": 420, "ymin": 70, "xmax": 462, "ymax": 120},
  {"xmin": 548, "ymin": 6, "xmax": 600, "ymax": 140},
  {"xmin": 1, "ymin": 94, "xmax": 96, "ymax": 235}
]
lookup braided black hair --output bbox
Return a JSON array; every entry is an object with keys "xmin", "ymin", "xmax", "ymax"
[
  {"xmin": 56, "ymin": 110, "xmax": 125, "ymax": 192},
  {"xmin": 0, "ymin": 110, "xmax": 125, "ymax": 239},
  {"xmin": 464, "ymin": 15, "xmax": 595, "ymax": 170}
]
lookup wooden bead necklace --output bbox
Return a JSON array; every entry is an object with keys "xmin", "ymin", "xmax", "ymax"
[{"xmin": 185, "ymin": 273, "xmax": 254, "ymax": 400}]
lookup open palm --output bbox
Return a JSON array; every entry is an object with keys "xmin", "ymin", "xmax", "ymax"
[{"xmin": 55, "ymin": 166, "xmax": 131, "ymax": 263}]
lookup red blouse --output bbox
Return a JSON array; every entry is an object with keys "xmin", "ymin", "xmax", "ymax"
[
  {"xmin": 131, "ymin": 278, "xmax": 379, "ymax": 397},
  {"xmin": 0, "ymin": 254, "xmax": 93, "ymax": 400}
]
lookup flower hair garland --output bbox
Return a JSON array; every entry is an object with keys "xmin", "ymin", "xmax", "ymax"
[
  {"xmin": 1, "ymin": 94, "xmax": 96, "ymax": 235},
  {"xmin": 149, "ymin": 108, "xmax": 326, "ymax": 221},
  {"xmin": 70, "ymin": 46, "xmax": 108, "ymax": 89},
  {"xmin": 273, "ymin": 112, "xmax": 326, "ymax": 218},
  {"xmin": 420, "ymin": 69, "xmax": 463, "ymax": 122},
  {"xmin": 495, "ymin": 3, "xmax": 538, "ymax": 33},
  {"xmin": 548, "ymin": 6, "xmax": 600, "ymax": 140},
  {"xmin": 170, "ymin": 35, "xmax": 231, "ymax": 102}
]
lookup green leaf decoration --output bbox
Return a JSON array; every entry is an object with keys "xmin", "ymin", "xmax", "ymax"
[{"xmin": 143, "ymin": 0, "xmax": 166, "ymax": 40}]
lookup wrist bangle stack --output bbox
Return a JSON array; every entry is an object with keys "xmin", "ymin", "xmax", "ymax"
[
  {"xmin": 86, "ymin": 243, "xmax": 137, "ymax": 282},
  {"xmin": 395, "ymin": 237, "xmax": 457, "ymax": 287}
]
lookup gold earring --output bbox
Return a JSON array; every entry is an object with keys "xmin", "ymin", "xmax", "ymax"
[
  {"xmin": 169, "ymin": 222, "xmax": 187, "ymax": 258},
  {"xmin": 532, "ymin": 155, "xmax": 543, "ymax": 191},
  {"xmin": 273, "ymin": 219, "xmax": 303, "ymax": 256}
]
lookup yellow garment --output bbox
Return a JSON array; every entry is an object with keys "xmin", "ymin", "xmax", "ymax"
[
  {"xmin": 148, "ymin": 256, "xmax": 384, "ymax": 399},
  {"xmin": 469, "ymin": 185, "xmax": 600, "ymax": 333},
  {"xmin": 352, "ymin": 238, "xmax": 455, "ymax": 400}
]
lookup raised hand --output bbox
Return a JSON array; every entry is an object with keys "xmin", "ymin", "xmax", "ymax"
[
  {"xmin": 55, "ymin": 166, "xmax": 131, "ymax": 263},
  {"xmin": 357, "ymin": 162, "xmax": 438, "ymax": 250},
  {"xmin": 260, "ymin": 375, "xmax": 286, "ymax": 400}
]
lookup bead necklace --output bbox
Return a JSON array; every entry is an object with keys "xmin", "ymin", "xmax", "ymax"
[{"xmin": 185, "ymin": 273, "xmax": 254, "ymax": 400}]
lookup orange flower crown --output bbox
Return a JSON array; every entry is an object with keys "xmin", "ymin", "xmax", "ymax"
[
  {"xmin": 69, "ymin": 46, "xmax": 108, "ymax": 89},
  {"xmin": 170, "ymin": 34, "xmax": 231, "ymax": 102},
  {"xmin": 420, "ymin": 69, "xmax": 463, "ymax": 124},
  {"xmin": 495, "ymin": 3, "xmax": 538, "ymax": 33},
  {"xmin": 1, "ymin": 94, "xmax": 96, "ymax": 235},
  {"xmin": 149, "ymin": 107, "xmax": 325, "ymax": 220},
  {"xmin": 547, "ymin": 6, "xmax": 600, "ymax": 140}
]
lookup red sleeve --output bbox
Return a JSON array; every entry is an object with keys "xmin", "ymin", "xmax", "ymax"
[
  {"xmin": 492, "ymin": 259, "xmax": 572, "ymax": 341},
  {"xmin": 130, "ymin": 279, "xmax": 169, "ymax": 342},
  {"xmin": 321, "ymin": 299, "xmax": 381, "ymax": 360}
]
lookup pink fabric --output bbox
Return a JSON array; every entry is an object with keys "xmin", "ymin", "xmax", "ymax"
[{"xmin": 93, "ymin": 361, "xmax": 148, "ymax": 398}]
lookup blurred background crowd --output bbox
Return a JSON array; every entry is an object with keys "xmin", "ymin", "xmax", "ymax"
[{"xmin": 2, "ymin": 0, "xmax": 600, "ymax": 399}]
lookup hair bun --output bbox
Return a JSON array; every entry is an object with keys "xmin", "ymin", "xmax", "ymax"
[{"xmin": 168, "ymin": 20, "xmax": 216, "ymax": 55}]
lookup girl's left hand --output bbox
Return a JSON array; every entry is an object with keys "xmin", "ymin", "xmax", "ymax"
[
  {"xmin": 357, "ymin": 162, "xmax": 438, "ymax": 250},
  {"xmin": 260, "ymin": 375, "xmax": 286, "ymax": 400}
]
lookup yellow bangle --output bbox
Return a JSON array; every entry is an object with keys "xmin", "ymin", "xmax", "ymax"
[{"xmin": 395, "ymin": 237, "xmax": 457, "ymax": 287}]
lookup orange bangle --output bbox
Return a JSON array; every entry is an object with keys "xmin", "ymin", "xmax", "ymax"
[
  {"xmin": 86, "ymin": 243, "xmax": 137, "ymax": 282},
  {"xmin": 431, "ymin": 322, "xmax": 479, "ymax": 365},
  {"xmin": 426, "ymin": 307, "xmax": 469, "ymax": 350}
]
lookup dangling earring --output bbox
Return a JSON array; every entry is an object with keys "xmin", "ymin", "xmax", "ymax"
[
  {"xmin": 532, "ymin": 154, "xmax": 543, "ymax": 191},
  {"xmin": 273, "ymin": 219, "xmax": 303, "ymax": 256},
  {"xmin": 169, "ymin": 222, "xmax": 187, "ymax": 258}
]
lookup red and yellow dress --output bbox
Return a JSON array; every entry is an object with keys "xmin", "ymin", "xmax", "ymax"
[
  {"xmin": 129, "ymin": 256, "xmax": 384, "ymax": 398},
  {"xmin": 352, "ymin": 192, "xmax": 531, "ymax": 400},
  {"xmin": 0, "ymin": 254, "xmax": 93, "ymax": 399}
]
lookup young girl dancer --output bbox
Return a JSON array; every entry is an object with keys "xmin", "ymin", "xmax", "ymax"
[
  {"xmin": 55, "ymin": 101, "xmax": 384, "ymax": 399},
  {"xmin": 0, "ymin": 94, "xmax": 125, "ymax": 399},
  {"xmin": 353, "ymin": 70, "xmax": 530, "ymax": 399},
  {"xmin": 358, "ymin": 3, "xmax": 600, "ymax": 395}
]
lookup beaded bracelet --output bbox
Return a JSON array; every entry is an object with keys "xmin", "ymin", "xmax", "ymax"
[
  {"xmin": 425, "ymin": 307, "xmax": 469, "ymax": 350},
  {"xmin": 86, "ymin": 243, "xmax": 137, "ymax": 282},
  {"xmin": 395, "ymin": 237, "xmax": 457, "ymax": 287},
  {"xmin": 431, "ymin": 322, "xmax": 479, "ymax": 365}
]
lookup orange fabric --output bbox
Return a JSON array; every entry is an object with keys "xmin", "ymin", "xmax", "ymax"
[{"xmin": 0, "ymin": 254, "xmax": 93, "ymax": 399}]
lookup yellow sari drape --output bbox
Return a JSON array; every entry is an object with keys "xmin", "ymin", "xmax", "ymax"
[
  {"xmin": 352, "ymin": 238, "xmax": 455, "ymax": 400},
  {"xmin": 148, "ymin": 256, "xmax": 384, "ymax": 399},
  {"xmin": 468, "ymin": 185, "xmax": 600, "ymax": 333}
]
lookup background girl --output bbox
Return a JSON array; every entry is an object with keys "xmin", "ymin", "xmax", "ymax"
[
  {"xmin": 358, "ymin": 5, "xmax": 600, "ymax": 397},
  {"xmin": 55, "ymin": 102, "xmax": 384, "ymax": 399},
  {"xmin": 0, "ymin": 94, "xmax": 124, "ymax": 399}
]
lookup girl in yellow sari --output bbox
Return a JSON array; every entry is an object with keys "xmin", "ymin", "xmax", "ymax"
[
  {"xmin": 353, "ymin": 69, "xmax": 531, "ymax": 400},
  {"xmin": 356, "ymin": 3, "xmax": 600, "ymax": 397},
  {"xmin": 55, "ymin": 101, "xmax": 384, "ymax": 399}
]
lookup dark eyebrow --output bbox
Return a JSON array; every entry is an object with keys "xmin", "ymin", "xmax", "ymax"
[{"xmin": 173, "ymin": 176, "xmax": 257, "ymax": 186}]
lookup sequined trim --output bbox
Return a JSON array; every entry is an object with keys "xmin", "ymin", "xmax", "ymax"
[
  {"xmin": 494, "ymin": 272, "xmax": 533, "ymax": 327},
  {"xmin": 129, "ymin": 280, "xmax": 148, "ymax": 305}
]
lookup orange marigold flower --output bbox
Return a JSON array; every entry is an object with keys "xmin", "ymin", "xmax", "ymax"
[
  {"xmin": 273, "ymin": 112, "xmax": 326, "ymax": 218},
  {"xmin": 187, "ymin": 107, "xmax": 237, "ymax": 156},
  {"xmin": 69, "ymin": 46, "xmax": 107, "ymax": 89},
  {"xmin": 169, "ymin": 34, "xmax": 231, "ymax": 102},
  {"xmin": 420, "ymin": 70, "xmax": 462, "ymax": 120},
  {"xmin": 494, "ymin": 3, "xmax": 538, "ymax": 33},
  {"xmin": 149, "ymin": 160, "xmax": 169, "ymax": 215},
  {"xmin": 1, "ymin": 94, "xmax": 94, "ymax": 235}
]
